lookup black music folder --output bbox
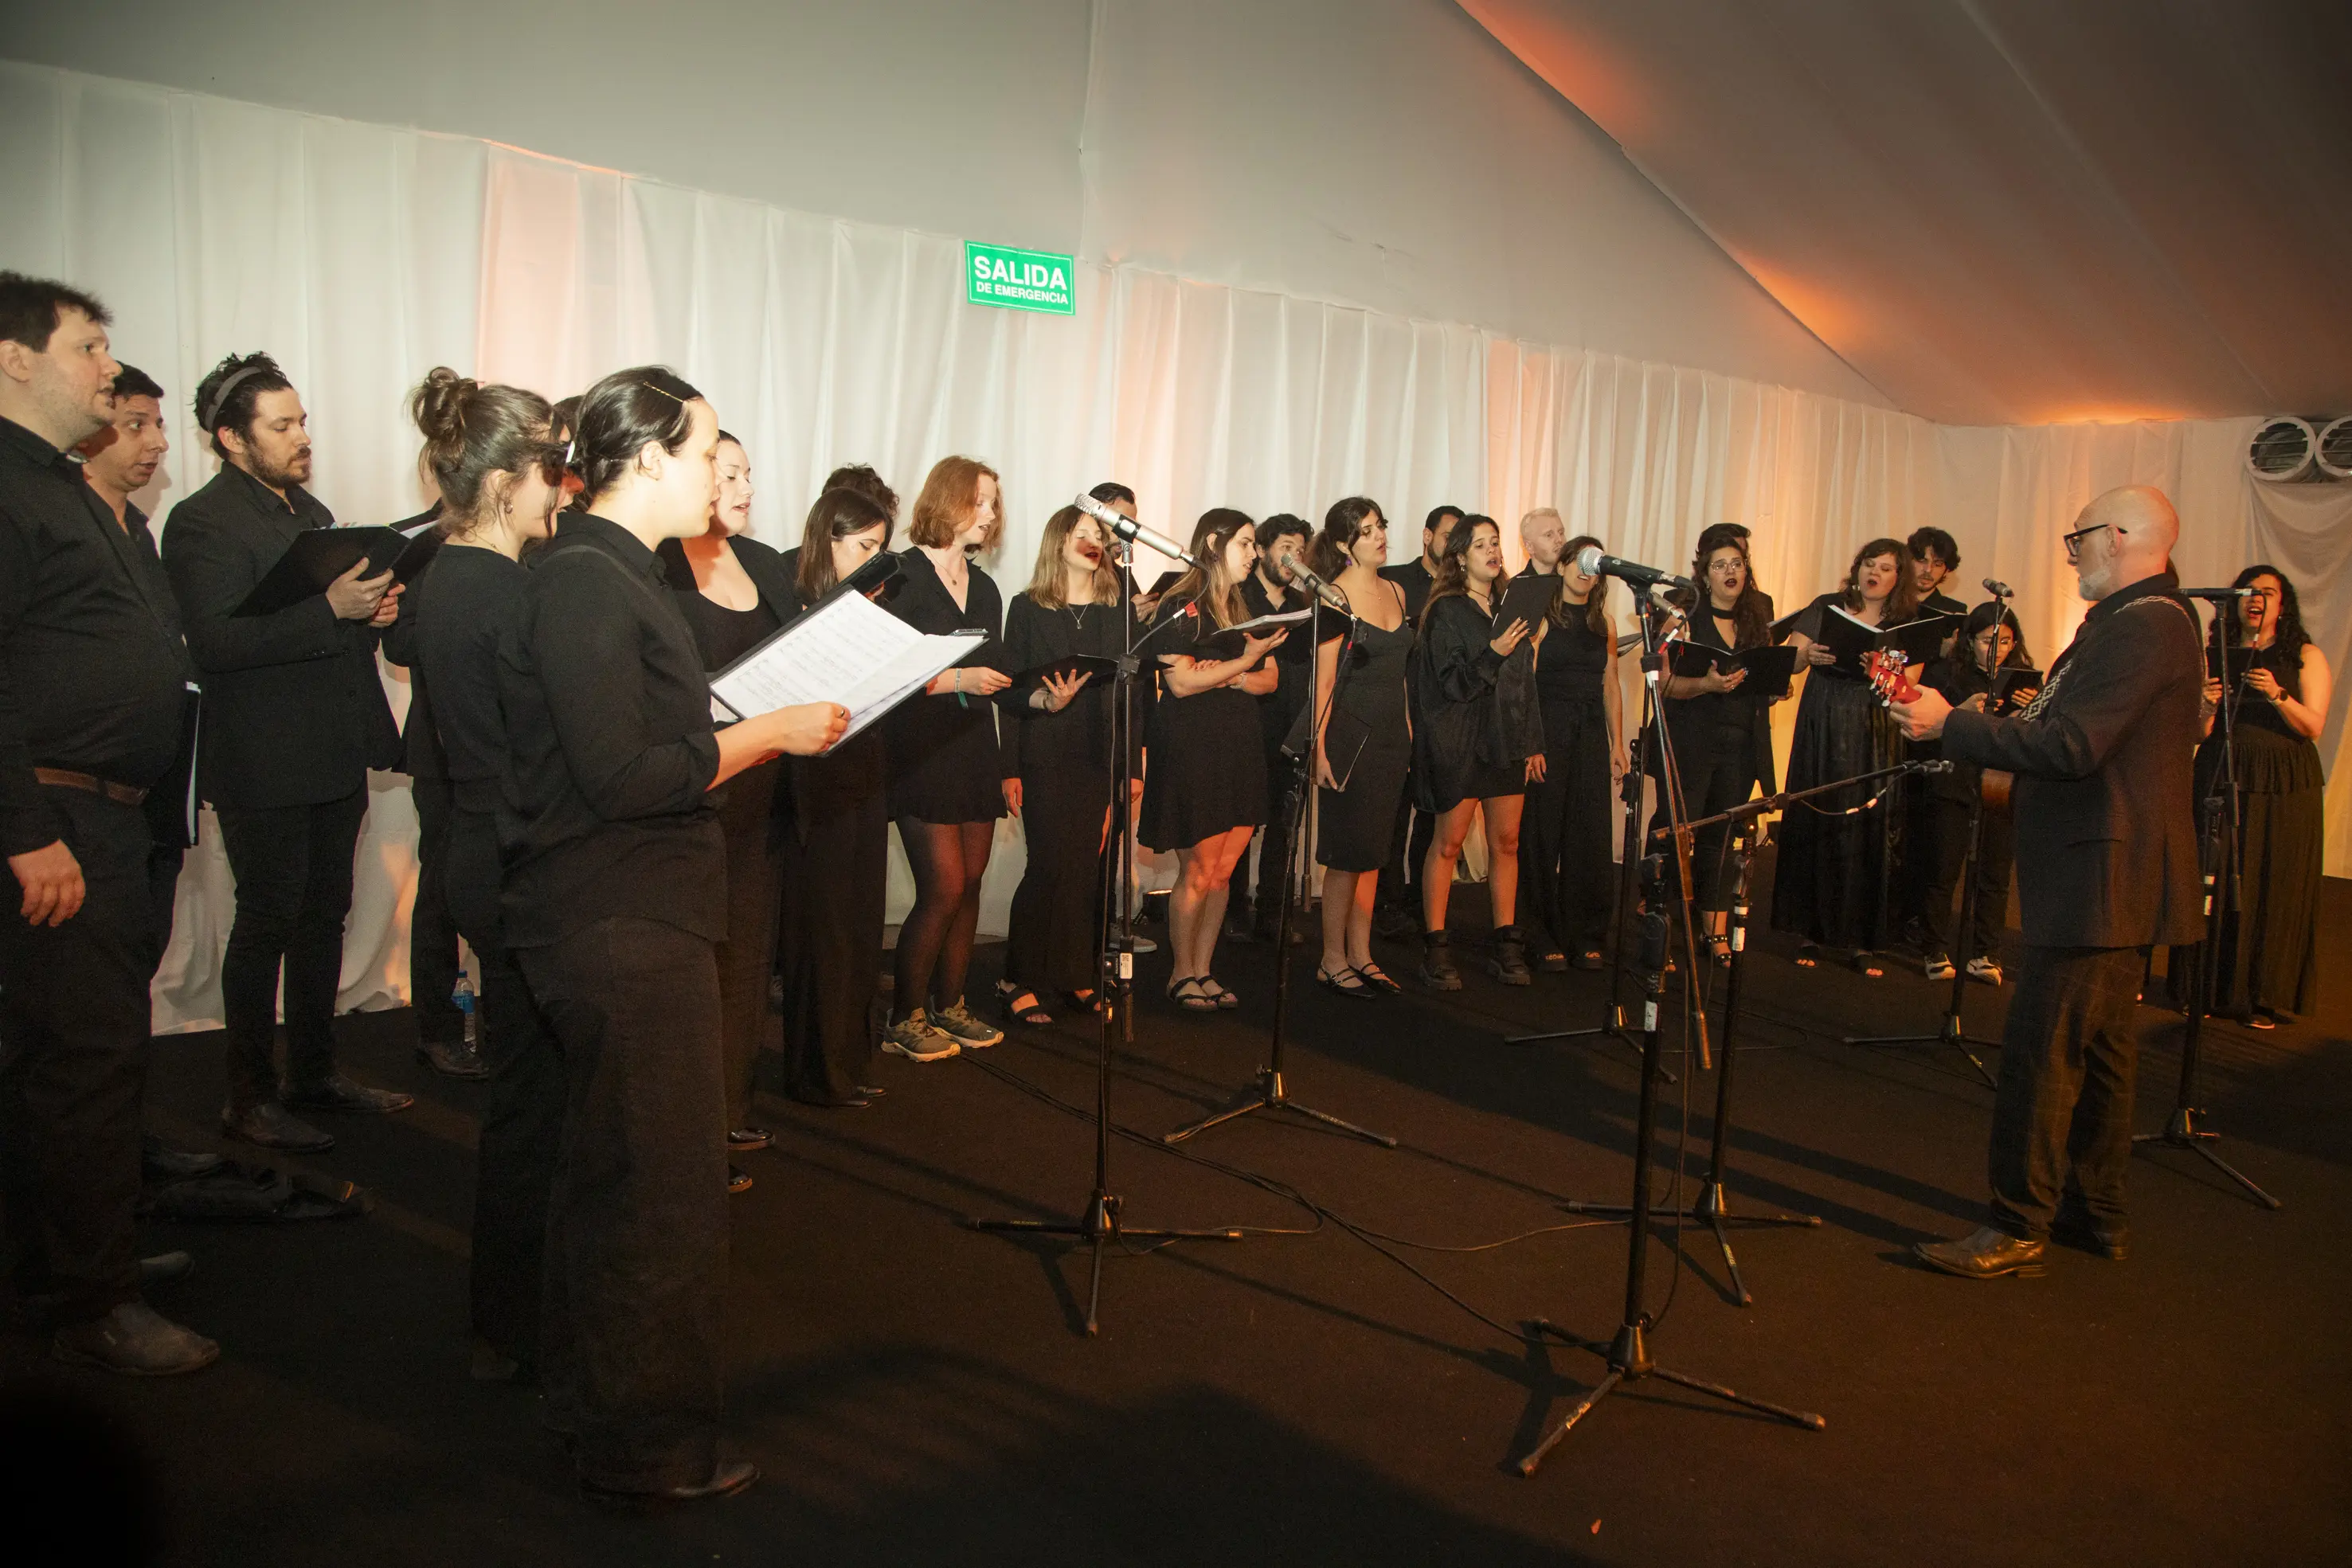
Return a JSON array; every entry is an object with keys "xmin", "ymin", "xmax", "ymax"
[
  {"xmin": 1988, "ymin": 666, "xmax": 2043, "ymax": 715},
  {"xmin": 1669, "ymin": 642, "xmax": 1800, "ymax": 700},
  {"xmin": 1004, "ymin": 654, "xmax": 1119, "ymax": 705},
  {"xmin": 233, "ymin": 526, "xmax": 440, "ymax": 616},
  {"xmin": 1490, "ymin": 573, "xmax": 1556, "ymax": 635},
  {"xmin": 1182, "ymin": 608, "xmax": 1313, "ymax": 661},
  {"xmin": 1804, "ymin": 604, "xmax": 1959, "ymax": 674}
]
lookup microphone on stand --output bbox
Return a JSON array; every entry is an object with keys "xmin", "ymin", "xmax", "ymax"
[
  {"xmin": 1982, "ymin": 577, "xmax": 2014, "ymax": 598},
  {"xmin": 1074, "ymin": 494, "xmax": 1200, "ymax": 569},
  {"xmin": 2181, "ymin": 586, "xmax": 2255, "ymax": 600},
  {"xmin": 1283, "ymin": 555, "xmax": 1351, "ymax": 614},
  {"xmin": 1573, "ymin": 544, "xmax": 1695, "ymax": 592}
]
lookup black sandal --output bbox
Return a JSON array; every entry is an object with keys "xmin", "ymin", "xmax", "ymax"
[
  {"xmin": 1168, "ymin": 976, "xmax": 1219, "ymax": 1013},
  {"xmin": 1063, "ymin": 988, "xmax": 1105, "ymax": 1015},
  {"xmin": 1794, "ymin": 942, "xmax": 1822, "ymax": 969},
  {"xmin": 1847, "ymin": 950, "xmax": 1885, "ymax": 980},
  {"xmin": 1354, "ymin": 961, "xmax": 1403, "ymax": 995},
  {"xmin": 1317, "ymin": 965, "xmax": 1372, "ymax": 997},
  {"xmin": 1708, "ymin": 933, "xmax": 1733, "ymax": 968},
  {"xmin": 1200, "ymin": 977, "xmax": 1239, "ymax": 1010},
  {"xmin": 995, "ymin": 980, "xmax": 1053, "ymax": 1026}
]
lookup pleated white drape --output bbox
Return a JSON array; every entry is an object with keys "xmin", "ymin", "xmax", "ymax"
[{"xmin": 2, "ymin": 62, "xmax": 2341, "ymax": 1034}]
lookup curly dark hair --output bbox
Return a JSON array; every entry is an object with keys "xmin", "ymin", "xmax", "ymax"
[{"xmin": 2213, "ymin": 563, "xmax": 2310, "ymax": 699}]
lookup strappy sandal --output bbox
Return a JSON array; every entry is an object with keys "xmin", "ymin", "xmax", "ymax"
[
  {"xmin": 1063, "ymin": 988, "xmax": 1105, "ymax": 1015},
  {"xmin": 1202, "ymin": 977, "xmax": 1240, "ymax": 1010},
  {"xmin": 1572, "ymin": 946, "xmax": 1606, "ymax": 971},
  {"xmin": 1317, "ymin": 965, "xmax": 1373, "ymax": 997},
  {"xmin": 995, "ymin": 980, "xmax": 1053, "ymax": 1027},
  {"xmin": 1354, "ymin": 960, "xmax": 1403, "ymax": 995},
  {"xmin": 1168, "ymin": 976, "xmax": 1219, "ymax": 1013},
  {"xmin": 1848, "ymin": 950, "xmax": 1885, "ymax": 980},
  {"xmin": 1794, "ymin": 942, "xmax": 1822, "ymax": 969}
]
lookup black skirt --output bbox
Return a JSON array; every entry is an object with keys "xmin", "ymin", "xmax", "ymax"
[
  {"xmin": 1141, "ymin": 686, "xmax": 1266, "ymax": 851},
  {"xmin": 1768, "ymin": 673, "xmax": 1902, "ymax": 949},
  {"xmin": 2170, "ymin": 724, "xmax": 2322, "ymax": 1017},
  {"xmin": 1317, "ymin": 738, "xmax": 1411, "ymax": 872}
]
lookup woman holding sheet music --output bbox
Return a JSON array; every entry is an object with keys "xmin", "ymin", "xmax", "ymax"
[
  {"xmin": 775, "ymin": 484, "xmax": 898, "ymax": 1108},
  {"xmin": 498, "ymin": 366, "xmax": 844, "ymax": 1507},
  {"xmin": 1141, "ymin": 508, "xmax": 1289, "ymax": 1013},
  {"xmin": 1769, "ymin": 536, "xmax": 1920, "ymax": 976},
  {"xmin": 659, "ymin": 432, "xmax": 796, "ymax": 1187},
  {"xmin": 997, "ymin": 505, "xmax": 1128, "ymax": 1026},
  {"xmin": 1655, "ymin": 523, "xmax": 1782, "ymax": 964},
  {"xmin": 1411, "ymin": 514, "xmax": 1544, "ymax": 991},
  {"xmin": 1306, "ymin": 498, "xmax": 1413, "ymax": 997},
  {"xmin": 1519, "ymin": 534, "xmax": 1626, "ymax": 972},
  {"xmin": 881, "ymin": 457, "xmax": 1014, "ymax": 1062}
]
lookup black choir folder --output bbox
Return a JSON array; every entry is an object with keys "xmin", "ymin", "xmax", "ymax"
[
  {"xmin": 1989, "ymin": 666, "xmax": 2043, "ymax": 715},
  {"xmin": 1005, "ymin": 654, "xmax": 1120, "ymax": 705},
  {"xmin": 232, "ymin": 524, "xmax": 441, "ymax": 616},
  {"xmin": 1489, "ymin": 573, "xmax": 1557, "ymax": 635},
  {"xmin": 1770, "ymin": 603, "xmax": 1958, "ymax": 674},
  {"xmin": 1669, "ymin": 642, "xmax": 1800, "ymax": 700},
  {"xmin": 1177, "ymin": 608, "xmax": 1313, "ymax": 661}
]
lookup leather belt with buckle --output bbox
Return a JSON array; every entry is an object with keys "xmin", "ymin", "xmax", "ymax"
[{"xmin": 33, "ymin": 767, "xmax": 149, "ymax": 806}]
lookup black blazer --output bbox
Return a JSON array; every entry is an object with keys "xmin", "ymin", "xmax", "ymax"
[
  {"xmin": 1940, "ymin": 570, "xmax": 2202, "ymax": 949},
  {"xmin": 656, "ymin": 531, "xmax": 800, "ymax": 632},
  {"xmin": 160, "ymin": 465, "xmax": 400, "ymax": 811}
]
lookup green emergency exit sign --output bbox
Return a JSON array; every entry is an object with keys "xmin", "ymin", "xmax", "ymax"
[{"xmin": 965, "ymin": 240, "xmax": 1075, "ymax": 315}]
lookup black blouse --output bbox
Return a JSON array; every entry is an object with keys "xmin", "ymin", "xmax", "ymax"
[{"xmin": 1001, "ymin": 592, "xmax": 1130, "ymax": 777}]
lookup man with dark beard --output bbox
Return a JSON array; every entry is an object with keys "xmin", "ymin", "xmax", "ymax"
[{"xmin": 161, "ymin": 353, "xmax": 411, "ymax": 1153}]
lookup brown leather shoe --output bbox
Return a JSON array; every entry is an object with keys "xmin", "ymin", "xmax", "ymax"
[
  {"xmin": 52, "ymin": 1300, "xmax": 219, "ymax": 1375},
  {"xmin": 416, "ymin": 1039, "xmax": 490, "ymax": 1080},
  {"xmin": 222, "ymin": 1099, "xmax": 335, "ymax": 1153},
  {"xmin": 1913, "ymin": 1225, "xmax": 2047, "ymax": 1280},
  {"xmin": 580, "ymin": 1459, "xmax": 758, "ymax": 1511},
  {"xmin": 2051, "ymin": 1213, "xmax": 2130, "ymax": 1261},
  {"xmin": 283, "ymin": 1073, "xmax": 414, "ymax": 1115}
]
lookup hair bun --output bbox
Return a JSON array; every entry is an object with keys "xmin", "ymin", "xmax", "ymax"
[{"xmin": 411, "ymin": 366, "xmax": 480, "ymax": 450}]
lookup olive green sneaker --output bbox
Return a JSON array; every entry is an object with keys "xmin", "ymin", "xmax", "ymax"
[
  {"xmin": 929, "ymin": 999, "xmax": 1004, "ymax": 1049},
  {"xmin": 881, "ymin": 1009, "xmax": 961, "ymax": 1062}
]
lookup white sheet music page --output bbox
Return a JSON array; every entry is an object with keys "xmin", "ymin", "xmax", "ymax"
[{"xmin": 707, "ymin": 588, "xmax": 984, "ymax": 742}]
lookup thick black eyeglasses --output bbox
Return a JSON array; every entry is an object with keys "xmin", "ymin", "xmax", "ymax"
[{"xmin": 2060, "ymin": 521, "xmax": 2111, "ymax": 563}]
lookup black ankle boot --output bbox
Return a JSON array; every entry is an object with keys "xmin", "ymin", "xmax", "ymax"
[
  {"xmin": 1419, "ymin": 931, "xmax": 1462, "ymax": 991},
  {"xmin": 1489, "ymin": 925, "xmax": 1532, "ymax": 986}
]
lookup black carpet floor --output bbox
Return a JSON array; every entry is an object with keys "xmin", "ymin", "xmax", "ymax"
[{"xmin": 6, "ymin": 868, "xmax": 2350, "ymax": 1566}]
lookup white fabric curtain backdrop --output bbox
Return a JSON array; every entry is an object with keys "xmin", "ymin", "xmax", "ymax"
[{"xmin": 2, "ymin": 62, "xmax": 2342, "ymax": 1034}]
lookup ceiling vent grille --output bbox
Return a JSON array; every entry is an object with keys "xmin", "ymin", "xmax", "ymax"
[
  {"xmin": 2245, "ymin": 416, "xmax": 2317, "ymax": 482},
  {"xmin": 2316, "ymin": 416, "xmax": 2352, "ymax": 482}
]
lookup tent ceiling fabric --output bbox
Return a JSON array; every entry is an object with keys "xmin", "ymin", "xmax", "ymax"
[{"xmin": 1458, "ymin": 0, "xmax": 2352, "ymax": 426}]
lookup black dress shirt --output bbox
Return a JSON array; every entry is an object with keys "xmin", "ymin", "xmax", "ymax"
[
  {"xmin": 410, "ymin": 545, "xmax": 530, "ymax": 812},
  {"xmin": 379, "ymin": 505, "xmax": 444, "ymax": 780},
  {"xmin": 1239, "ymin": 572, "xmax": 1310, "ymax": 747},
  {"xmin": 159, "ymin": 463, "xmax": 399, "ymax": 810},
  {"xmin": 0, "ymin": 418, "xmax": 194, "ymax": 855},
  {"xmin": 495, "ymin": 512, "xmax": 723, "ymax": 949},
  {"xmin": 1380, "ymin": 557, "xmax": 1438, "ymax": 625}
]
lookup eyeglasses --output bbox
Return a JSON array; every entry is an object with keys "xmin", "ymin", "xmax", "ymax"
[{"xmin": 2060, "ymin": 521, "xmax": 2112, "ymax": 563}]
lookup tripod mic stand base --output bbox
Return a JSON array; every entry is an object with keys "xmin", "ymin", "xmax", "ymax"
[
  {"xmin": 1844, "ymin": 1015, "xmax": 2001, "ymax": 1088},
  {"xmin": 1515, "ymin": 1317, "xmax": 1825, "ymax": 1476},
  {"xmin": 1505, "ymin": 1016, "xmax": 1676, "ymax": 1083},
  {"xmin": 1560, "ymin": 1183, "xmax": 1821, "ymax": 1308},
  {"xmin": 1161, "ymin": 1069, "xmax": 1398, "ymax": 1148},
  {"xmin": 966, "ymin": 1192, "xmax": 1248, "ymax": 1337},
  {"xmin": 2131, "ymin": 1107, "xmax": 2283, "ymax": 1210}
]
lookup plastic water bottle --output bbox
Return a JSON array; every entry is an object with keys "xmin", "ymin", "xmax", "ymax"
[{"xmin": 452, "ymin": 976, "xmax": 478, "ymax": 1048}]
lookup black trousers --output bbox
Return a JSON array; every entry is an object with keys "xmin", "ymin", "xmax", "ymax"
[
  {"xmin": 1520, "ymin": 698, "xmax": 1614, "ymax": 951},
  {"xmin": 778, "ymin": 771, "xmax": 886, "ymax": 1105},
  {"xmin": 409, "ymin": 773, "xmax": 465, "ymax": 1045},
  {"xmin": 1920, "ymin": 794, "xmax": 2015, "ymax": 960},
  {"xmin": 1006, "ymin": 763, "xmax": 1111, "ymax": 995},
  {"xmin": 215, "ymin": 789, "xmax": 367, "ymax": 1105},
  {"xmin": 520, "ymin": 917, "xmax": 727, "ymax": 1492},
  {"xmin": 713, "ymin": 763, "xmax": 782, "ymax": 1129},
  {"xmin": 1987, "ymin": 944, "xmax": 2143, "ymax": 1240},
  {"xmin": 1376, "ymin": 784, "xmax": 1437, "ymax": 916},
  {"xmin": 444, "ymin": 806, "xmax": 563, "ymax": 1367},
  {"xmin": 1248, "ymin": 719, "xmax": 1301, "ymax": 925},
  {"xmin": 1, "ymin": 787, "xmax": 153, "ymax": 1324}
]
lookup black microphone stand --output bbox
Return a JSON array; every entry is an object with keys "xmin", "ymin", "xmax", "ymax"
[
  {"xmin": 1507, "ymin": 599, "xmax": 1674, "ymax": 1085},
  {"xmin": 1842, "ymin": 591, "xmax": 2012, "ymax": 1088},
  {"xmin": 1164, "ymin": 585, "xmax": 1395, "ymax": 1148},
  {"xmin": 965, "ymin": 535, "xmax": 1254, "ymax": 1335},
  {"xmin": 1514, "ymin": 621, "xmax": 1826, "ymax": 1480},
  {"xmin": 2132, "ymin": 611, "xmax": 2281, "ymax": 1210},
  {"xmin": 1562, "ymin": 814, "xmax": 1820, "ymax": 1307}
]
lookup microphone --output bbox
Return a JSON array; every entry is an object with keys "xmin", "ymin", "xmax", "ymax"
[
  {"xmin": 1574, "ymin": 544, "xmax": 1693, "ymax": 592},
  {"xmin": 1282, "ymin": 554, "xmax": 1351, "ymax": 614},
  {"xmin": 1074, "ymin": 494, "xmax": 1199, "ymax": 569},
  {"xmin": 2181, "ymin": 586, "xmax": 2254, "ymax": 600},
  {"xmin": 1982, "ymin": 577, "xmax": 2013, "ymax": 598}
]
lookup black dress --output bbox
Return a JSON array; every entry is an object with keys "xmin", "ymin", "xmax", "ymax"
[
  {"xmin": 1241, "ymin": 573, "xmax": 1313, "ymax": 917},
  {"xmin": 1141, "ymin": 594, "xmax": 1266, "ymax": 851},
  {"xmin": 2176, "ymin": 640, "xmax": 2323, "ymax": 1017},
  {"xmin": 1002, "ymin": 593, "xmax": 1127, "ymax": 993},
  {"xmin": 1656, "ymin": 596, "xmax": 1779, "ymax": 913},
  {"xmin": 882, "ymin": 548, "xmax": 1007, "ymax": 824},
  {"xmin": 771, "ymin": 548, "xmax": 890, "ymax": 1105},
  {"xmin": 1770, "ymin": 592, "xmax": 1905, "ymax": 950},
  {"xmin": 1411, "ymin": 592, "xmax": 1539, "ymax": 813},
  {"xmin": 1520, "ymin": 608, "xmax": 1614, "ymax": 948},
  {"xmin": 1917, "ymin": 650, "xmax": 2021, "ymax": 962},
  {"xmin": 1316, "ymin": 581, "xmax": 1413, "ymax": 873},
  {"xmin": 659, "ymin": 536, "xmax": 787, "ymax": 1132}
]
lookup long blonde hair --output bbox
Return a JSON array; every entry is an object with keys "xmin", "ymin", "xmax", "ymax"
[{"xmin": 1024, "ymin": 505, "xmax": 1121, "ymax": 608}]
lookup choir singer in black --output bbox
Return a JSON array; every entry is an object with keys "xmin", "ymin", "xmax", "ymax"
[
  {"xmin": 1, "ymin": 273, "xmax": 214, "ymax": 1374},
  {"xmin": 499, "ymin": 366, "xmax": 845, "ymax": 1507},
  {"xmin": 1892, "ymin": 486, "xmax": 2201, "ymax": 1278}
]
